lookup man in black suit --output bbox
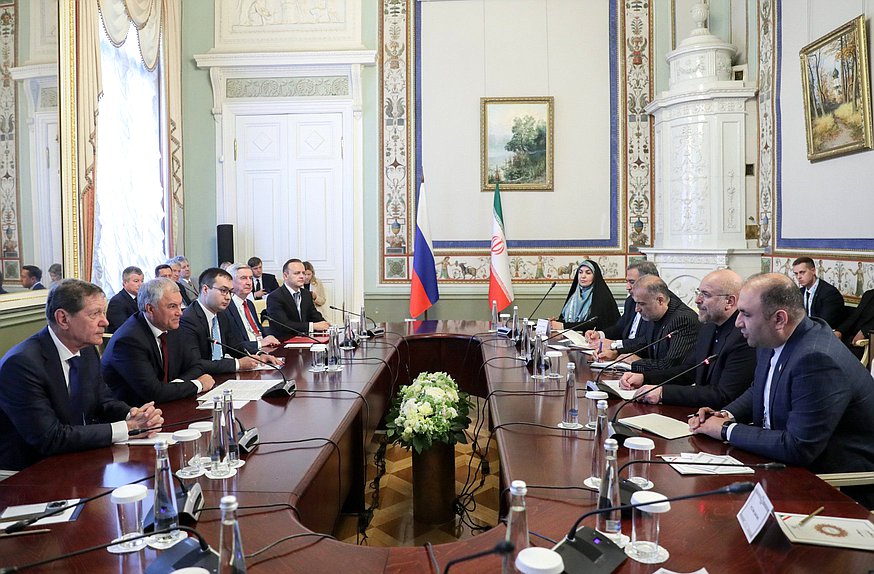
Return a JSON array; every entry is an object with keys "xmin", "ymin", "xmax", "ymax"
[
  {"xmin": 690, "ymin": 274, "xmax": 874, "ymax": 505},
  {"xmin": 834, "ymin": 288, "xmax": 874, "ymax": 354},
  {"xmin": 266, "ymin": 258, "xmax": 331, "ymax": 340},
  {"xmin": 180, "ymin": 268, "xmax": 280, "ymax": 375},
  {"xmin": 106, "ymin": 266, "xmax": 144, "ymax": 333},
  {"xmin": 0, "ymin": 279, "xmax": 162, "ymax": 472},
  {"xmin": 173, "ymin": 255, "xmax": 199, "ymax": 304},
  {"xmin": 21, "ymin": 265, "xmax": 45, "ymax": 290},
  {"xmin": 102, "ymin": 278, "xmax": 214, "ymax": 406},
  {"xmin": 620, "ymin": 269, "xmax": 756, "ymax": 408},
  {"xmin": 585, "ymin": 260, "xmax": 658, "ymax": 353},
  {"xmin": 248, "ymin": 256, "xmax": 280, "ymax": 299},
  {"xmin": 224, "ymin": 263, "xmax": 281, "ymax": 353},
  {"xmin": 792, "ymin": 256, "xmax": 845, "ymax": 328}
]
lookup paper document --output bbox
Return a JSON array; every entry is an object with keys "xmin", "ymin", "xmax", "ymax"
[
  {"xmin": 591, "ymin": 361, "xmax": 632, "ymax": 371},
  {"xmin": 284, "ymin": 342, "xmax": 313, "ymax": 349},
  {"xmin": 653, "ymin": 569, "xmax": 709, "ymax": 574},
  {"xmin": 197, "ymin": 379, "xmax": 280, "ymax": 403},
  {"xmin": 196, "ymin": 399, "xmax": 250, "ymax": 411},
  {"xmin": 122, "ymin": 432, "xmax": 177, "ymax": 446},
  {"xmin": 659, "ymin": 452, "xmax": 754, "ymax": 475},
  {"xmin": 599, "ymin": 380, "xmax": 637, "ymax": 400},
  {"xmin": 562, "ymin": 330, "xmax": 593, "ymax": 349},
  {"xmin": 617, "ymin": 413, "xmax": 693, "ymax": 439},
  {"xmin": 0, "ymin": 499, "xmax": 81, "ymax": 529},
  {"xmin": 774, "ymin": 512, "xmax": 874, "ymax": 551}
]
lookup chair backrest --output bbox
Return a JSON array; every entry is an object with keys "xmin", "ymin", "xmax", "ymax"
[{"xmin": 253, "ymin": 298, "xmax": 268, "ymax": 326}]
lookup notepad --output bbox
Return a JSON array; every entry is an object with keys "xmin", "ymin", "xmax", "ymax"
[
  {"xmin": 562, "ymin": 330, "xmax": 594, "ymax": 349},
  {"xmin": 197, "ymin": 379, "xmax": 279, "ymax": 403},
  {"xmin": 774, "ymin": 512, "xmax": 874, "ymax": 551},
  {"xmin": 599, "ymin": 379, "xmax": 637, "ymax": 400},
  {"xmin": 617, "ymin": 413, "xmax": 693, "ymax": 439},
  {"xmin": 590, "ymin": 361, "xmax": 633, "ymax": 371},
  {"xmin": 122, "ymin": 432, "xmax": 178, "ymax": 446}
]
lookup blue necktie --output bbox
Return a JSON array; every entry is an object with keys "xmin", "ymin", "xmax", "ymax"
[
  {"xmin": 68, "ymin": 356, "xmax": 85, "ymax": 425},
  {"xmin": 211, "ymin": 316, "xmax": 222, "ymax": 360}
]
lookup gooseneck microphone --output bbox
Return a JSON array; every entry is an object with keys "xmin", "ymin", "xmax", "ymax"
[
  {"xmin": 262, "ymin": 313, "xmax": 324, "ymax": 344},
  {"xmin": 554, "ymin": 481, "xmax": 754, "ymax": 573},
  {"xmin": 442, "ymin": 540, "xmax": 514, "ymax": 574},
  {"xmin": 591, "ymin": 328, "xmax": 683, "ymax": 389},
  {"xmin": 543, "ymin": 316, "xmax": 600, "ymax": 342},
  {"xmin": 209, "ymin": 337, "xmax": 295, "ymax": 399},
  {"xmin": 528, "ymin": 281, "xmax": 557, "ymax": 319},
  {"xmin": 608, "ymin": 353, "xmax": 718, "ymax": 442}
]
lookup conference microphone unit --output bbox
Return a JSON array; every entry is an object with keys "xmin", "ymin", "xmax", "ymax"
[
  {"xmin": 2, "ymin": 475, "xmax": 152, "ymax": 534},
  {"xmin": 554, "ymin": 481, "xmax": 755, "ymax": 574},
  {"xmin": 144, "ymin": 481, "xmax": 204, "ymax": 532},
  {"xmin": 0, "ymin": 526, "xmax": 217, "ymax": 574},
  {"xmin": 442, "ymin": 540, "xmax": 514, "ymax": 574},
  {"xmin": 128, "ymin": 415, "xmax": 211, "ymax": 437},
  {"xmin": 607, "ymin": 353, "xmax": 718, "ymax": 444},
  {"xmin": 528, "ymin": 281, "xmax": 557, "ymax": 319},
  {"xmin": 208, "ymin": 337, "xmax": 295, "ymax": 399},
  {"xmin": 328, "ymin": 305, "xmax": 384, "ymax": 336}
]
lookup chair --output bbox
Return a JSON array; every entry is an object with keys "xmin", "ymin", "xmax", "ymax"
[
  {"xmin": 856, "ymin": 337, "xmax": 870, "ymax": 370},
  {"xmin": 253, "ymin": 298, "xmax": 268, "ymax": 326}
]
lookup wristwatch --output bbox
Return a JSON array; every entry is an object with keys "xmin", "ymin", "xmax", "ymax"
[
  {"xmin": 720, "ymin": 420, "xmax": 733, "ymax": 441},
  {"xmin": 610, "ymin": 340, "xmax": 623, "ymax": 351}
]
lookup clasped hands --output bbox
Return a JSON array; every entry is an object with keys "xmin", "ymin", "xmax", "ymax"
[{"xmin": 126, "ymin": 401, "xmax": 163, "ymax": 437}]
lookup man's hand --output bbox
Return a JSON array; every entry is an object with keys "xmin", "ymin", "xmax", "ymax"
[
  {"xmin": 238, "ymin": 356, "xmax": 261, "ymax": 371},
  {"xmin": 126, "ymin": 401, "xmax": 163, "ymax": 437},
  {"xmin": 595, "ymin": 347, "xmax": 619, "ymax": 362},
  {"xmin": 688, "ymin": 407, "xmax": 730, "ymax": 438},
  {"xmin": 619, "ymin": 372, "xmax": 645, "ymax": 390},
  {"xmin": 253, "ymin": 289, "xmax": 266, "ymax": 299},
  {"xmin": 634, "ymin": 385, "xmax": 661, "ymax": 404},
  {"xmin": 585, "ymin": 330, "xmax": 602, "ymax": 344},
  {"xmin": 313, "ymin": 321, "xmax": 330, "ymax": 332},
  {"xmin": 197, "ymin": 374, "xmax": 215, "ymax": 393},
  {"xmin": 255, "ymin": 353, "xmax": 283, "ymax": 366},
  {"xmin": 261, "ymin": 335, "xmax": 281, "ymax": 348},
  {"xmin": 550, "ymin": 320, "xmax": 564, "ymax": 331}
]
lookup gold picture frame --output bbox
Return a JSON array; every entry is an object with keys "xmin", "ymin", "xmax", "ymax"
[
  {"xmin": 480, "ymin": 97, "xmax": 554, "ymax": 191},
  {"xmin": 799, "ymin": 15, "xmax": 873, "ymax": 161}
]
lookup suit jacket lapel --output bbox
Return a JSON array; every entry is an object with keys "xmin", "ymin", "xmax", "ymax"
[
  {"xmin": 38, "ymin": 329, "xmax": 75, "ymax": 424},
  {"xmin": 246, "ymin": 300, "xmax": 264, "ymax": 336}
]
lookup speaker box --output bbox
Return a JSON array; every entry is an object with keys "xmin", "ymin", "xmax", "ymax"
[{"xmin": 216, "ymin": 224, "xmax": 234, "ymax": 265}]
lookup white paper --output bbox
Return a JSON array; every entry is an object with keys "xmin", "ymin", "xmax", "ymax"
[
  {"xmin": 600, "ymin": 379, "xmax": 637, "ymax": 400},
  {"xmin": 659, "ymin": 453, "xmax": 755, "ymax": 475},
  {"xmin": 736, "ymin": 483, "xmax": 774, "ymax": 543},
  {"xmin": 284, "ymin": 342, "xmax": 313, "ymax": 349},
  {"xmin": 197, "ymin": 379, "xmax": 281, "ymax": 403},
  {"xmin": 535, "ymin": 319, "xmax": 550, "ymax": 336},
  {"xmin": 774, "ymin": 512, "xmax": 874, "ymax": 551},
  {"xmin": 547, "ymin": 344, "xmax": 570, "ymax": 351},
  {"xmin": 653, "ymin": 568, "xmax": 709, "ymax": 574},
  {"xmin": 0, "ymin": 499, "xmax": 81, "ymax": 529},
  {"xmin": 617, "ymin": 413, "xmax": 693, "ymax": 439},
  {"xmin": 250, "ymin": 362, "xmax": 282, "ymax": 371},
  {"xmin": 591, "ymin": 361, "xmax": 632, "ymax": 371},
  {"xmin": 562, "ymin": 330, "xmax": 594, "ymax": 349},
  {"xmin": 122, "ymin": 432, "xmax": 177, "ymax": 446},
  {"xmin": 196, "ymin": 399, "xmax": 250, "ymax": 411}
]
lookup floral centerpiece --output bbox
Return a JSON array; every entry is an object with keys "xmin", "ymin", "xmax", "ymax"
[{"xmin": 385, "ymin": 372, "xmax": 472, "ymax": 454}]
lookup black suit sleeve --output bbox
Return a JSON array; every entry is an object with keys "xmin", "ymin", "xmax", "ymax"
[
  {"xmin": 179, "ymin": 309, "xmax": 237, "ymax": 375},
  {"xmin": 836, "ymin": 290, "xmax": 874, "ymax": 338},
  {"xmin": 814, "ymin": 282, "xmax": 846, "ymax": 328},
  {"xmin": 102, "ymin": 333, "xmax": 199, "ymax": 405}
]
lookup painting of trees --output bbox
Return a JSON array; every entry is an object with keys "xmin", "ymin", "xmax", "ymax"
[{"xmin": 481, "ymin": 97, "xmax": 554, "ymax": 190}]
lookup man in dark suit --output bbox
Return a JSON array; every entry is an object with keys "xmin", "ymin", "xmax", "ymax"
[
  {"xmin": 102, "ymin": 278, "xmax": 214, "ymax": 406},
  {"xmin": 620, "ymin": 270, "xmax": 756, "ymax": 408},
  {"xmin": 173, "ymin": 255, "xmax": 199, "ymax": 304},
  {"xmin": 106, "ymin": 266, "xmax": 144, "ymax": 333},
  {"xmin": 180, "ymin": 268, "xmax": 280, "ymax": 375},
  {"xmin": 0, "ymin": 279, "xmax": 162, "ymax": 472},
  {"xmin": 224, "ymin": 263, "xmax": 281, "ymax": 353},
  {"xmin": 792, "ymin": 256, "xmax": 845, "ymax": 328},
  {"xmin": 834, "ymin": 288, "xmax": 874, "ymax": 354},
  {"xmin": 585, "ymin": 260, "xmax": 658, "ymax": 353},
  {"xmin": 690, "ymin": 274, "xmax": 874, "ymax": 488},
  {"xmin": 21, "ymin": 265, "xmax": 45, "ymax": 290},
  {"xmin": 266, "ymin": 258, "xmax": 331, "ymax": 340},
  {"xmin": 248, "ymin": 256, "xmax": 280, "ymax": 299}
]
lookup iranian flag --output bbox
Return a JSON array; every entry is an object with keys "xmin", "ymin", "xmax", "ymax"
[{"xmin": 488, "ymin": 182, "xmax": 514, "ymax": 311}]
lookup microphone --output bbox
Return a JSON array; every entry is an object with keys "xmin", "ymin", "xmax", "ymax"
[
  {"xmin": 590, "ymin": 328, "xmax": 682, "ymax": 388},
  {"xmin": 443, "ymin": 540, "xmax": 514, "ymax": 574},
  {"xmin": 262, "ymin": 313, "xmax": 325, "ymax": 344},
  {"xmin": 608, "ymin": 353, "xmax": 718, "ymax": 443},
  {"xmin": 0, "ymin": 526, "xmax": 216, "ymax": 574},
  {"xmin": 3, "ymin": 475, "xmax": 151, "ymax": 534},
  {"xmin": 209, "ymin": 337, "xmax": 295, "ymax": 399},
  {"xmin": 517, "ymin": 316, "xmax": 599, "ymax": 343},
  {"xmin": 328, "ymin": 305, "xmax": 384, "ymax": 336},
  {"xmin": 528, "ymin": 281, "xmax": 557, "ymax": 319},
  {"xmin": 127, "ymin": 415, "xmax": 211, "ymax": 437},
  {"xmin": 554, "ymin": 481, "xmax": 754, "ymax": 573}
]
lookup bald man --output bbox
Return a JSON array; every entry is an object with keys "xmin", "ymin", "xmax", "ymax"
[{"xmin": 620, "ymin": 269, "xmax": 756, "ymax": 408}]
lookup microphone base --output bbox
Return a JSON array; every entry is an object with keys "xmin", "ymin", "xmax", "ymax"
[
  {"xmin": 262, "ymin": 380, "xmax": 297, "ymax": 398},
  {"xmin": 618, "ymin": 479, "xmax": 643, "ymax": 518},
  {"xmin": 553, "ymin": 527, "xmax": 627, "ymax": 573},
  {"xmin": 609, "ymin": 422, "xmax": 640, "ymax": 444},
  {"xmin": 366, "ymin": 327, "xmax": 385, "ymax": 337},
  {"xmin": 143, "ymin": 537, "xmax": 219, "ymax": 574},
  {"xmin": 144, "ymin": 483, "xmax": 204, "ymax": 533},
  {"xmin": 496, "ymin": 327, "xmax": 512, "ymax": 338},
  {"xmin": 238, "ymin": 427, "xmax": 260, "ymax": 454}
]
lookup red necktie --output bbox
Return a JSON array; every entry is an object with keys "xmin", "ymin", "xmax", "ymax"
[
  {"xmin": 159, "ymin": 333, "xmax": 169, "ymax": 383},
  {"xmin": 242, "ymin": 301, "xmax": 261, "ymax": 336}
]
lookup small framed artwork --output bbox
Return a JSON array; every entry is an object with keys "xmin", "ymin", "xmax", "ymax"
[
  {"xmin": 481, "ymin": 97, "xmax": 554, "ymax": 191},
  {"xmin": 799, "ymin": 15, "xmax": 873, "ymax": 161}
]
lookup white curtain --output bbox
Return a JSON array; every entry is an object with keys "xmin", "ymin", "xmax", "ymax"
[{"xmin": 97, "ymin": 0, "xmax": 163, "ymax": 71}]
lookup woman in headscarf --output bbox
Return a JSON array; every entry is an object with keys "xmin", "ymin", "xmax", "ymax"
[{"xmin": 551, "ymin": 260, "xmax": 620, "ymax": 331}]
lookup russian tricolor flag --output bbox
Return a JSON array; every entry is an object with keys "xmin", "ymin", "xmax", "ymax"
[{"xmin": 410, "ymin": 181, "xmax": 439, "ymax": 317}]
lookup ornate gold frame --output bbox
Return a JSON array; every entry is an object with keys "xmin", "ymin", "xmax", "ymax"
[
  {"xmin": 799, "ymin": 15, "xmax": 873, "ymax": 162},
  {"xmin": 480, "ymin": 96, "xmax": 554, "ymax": 192},
  {"xmin": 59, "ymin": 0, "xmax": 81, "ymax": 279}
]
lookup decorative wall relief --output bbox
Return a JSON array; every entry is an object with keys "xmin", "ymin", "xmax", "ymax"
[
  {"xmin": 226, "ymin": 76, "xmax": 349, "ymax": 98},
  {"xmin": 0, "ymin": 4, "xmax": 17, "ymax": 277},
  {"xmin": 757, "ymin": 0, "xmax": 775, "ymax": 250}
]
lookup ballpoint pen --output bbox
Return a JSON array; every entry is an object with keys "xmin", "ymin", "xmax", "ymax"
[{"xmin": 798, "ymin": 506, "xmax": 825, "ymax": 526}]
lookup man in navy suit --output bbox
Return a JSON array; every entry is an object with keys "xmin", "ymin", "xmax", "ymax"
[
  {"xmin": 106, "ymin": 266, "xmax": 143, "ymax": 333},
  {"xmin": 620, "ymin": 269, "xmax": 756, "ymax": 408},
  {"xmin": 0, "ymin": 279, "xmax": 162, "ymax": 472},
  {"xmin": 180, "ymin": 268, "xmax": 281, "ymax": 375},
  {"xmin": 102, "ymin": 279, "xmax": 214, "ymax": 406},
  {"xmin": 690, "ymin": 273, "xmax": 874, "ymax": 481},
  {"xmin": 224, "ymin": 263, "xmax": 280, "ymax": 353},
  {"xmin": 248, "ymin": 256, "xmax": 280, "ymax": 299},
  {"xmin": 585, "ymin": 260, "xmax": 658, "ymax": 353},
  {"xmin": 266, "ymin": 258, "xmax": 330, "ymax": 340},
  {"xmin": 792, "ymin": 256, "xmax": 845, "ymax": 328},
  {"xmin": 21, "ymin": 265, "xmax": 45, "ymax": 290}
]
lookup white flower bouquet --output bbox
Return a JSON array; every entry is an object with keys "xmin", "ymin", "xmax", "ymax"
[{"xmin": 385, "ymin": 372, "xmax": 472, "ymax": 453}]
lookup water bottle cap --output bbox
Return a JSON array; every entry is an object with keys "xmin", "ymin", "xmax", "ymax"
[
  {"xmin": 311, "ymin": 344, "xmax": 327, "ymax": 352},
  {"xmin": 509, "ymin": 480, "xmax": 527, "ymax": 495},
  {"xmin": 566, "ymin": 362, "xmax": 576, "ymax": 370},
  {"xmin": 630, "ymin": 491, "xmax": 671, "ymax": 513},
  {"xmin": 153, "ymin": 439, "xmax": 168, "ymax": 451},
  {"xmin": 189, "ymin": 421, "xmax": 212, "ymax": 432},
  {"xmin": 596, "ymin": 399, "xmax": 608, "ymax": 408},
  {"xmin": 171, "ymin": 428, "xmax": 201, "ymax": 442},
  {"xmin": 585, "ymin": 390, "xmax": 609, "ymax": 400},
  {"xmin": 220, "ymin": 495, "xmax": 239, "ymax": 511},
  {"xmin": 545, "ymin": 350, "xmax": 562, "ymax": 358},
  {"xmin": 623, "ymin": 437, "xmax": 655, "ymax": 451},
  {"xmin": 603, "ymin": 438, "xmax": 619, "ymax": 449},
  {"xmin": 514, "ymin": 547, "xmax": 564, "ymax": 574},
  {"xmin": 110, "ymin": 484, "xmax": 148, "ymax": 505}
]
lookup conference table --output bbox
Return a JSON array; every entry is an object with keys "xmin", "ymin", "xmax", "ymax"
[{"xmin": 1, "ymin": 320, "xmax": 873, "ymax": 573}]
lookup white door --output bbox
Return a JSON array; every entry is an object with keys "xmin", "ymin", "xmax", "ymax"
[{"xmin": 234, "ymin": 113, "xmax": 346, "ymax": 323}]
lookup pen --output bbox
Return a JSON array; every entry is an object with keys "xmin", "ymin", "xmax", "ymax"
[
  {"xmin": 798, "ymin": 506, "xmax": 825, "ymax": 526},
  {"xmin": 598, "ymin": 341, "xmax": 603, "ymax": 354},
  {"xmin": 0, "ymin": 528, "xmax": 51, "ymax": 538}
]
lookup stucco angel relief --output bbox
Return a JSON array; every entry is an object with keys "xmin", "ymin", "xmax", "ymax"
[{"xmin": 234, "ymin": 0, "xmax": 345, "ymax": 27}]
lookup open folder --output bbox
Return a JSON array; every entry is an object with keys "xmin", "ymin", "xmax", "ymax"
[{"xmin": 617, "ymin": 413, "xmax": 693, "ymax": 439}]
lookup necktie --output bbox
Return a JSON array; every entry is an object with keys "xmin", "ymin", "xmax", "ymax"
[
  {"xmin": 242, "ymin": 301, "xmax": 261, "ymax": 338},
  {"xmin": 68, "ymin": 356, "xmax": 85, "ymax": 425},
  {"xmin": 762, "ymin": 349, "xmax": 778, "ymax": 429},
  {"xmin": 804, "ymin": 290, "xmax": 811, "ymax": 314},
  {"xmin": 159, "ymin": 333, "xmax": 169, "ymax": 383},
  {"xmin": 293, "ymin": 291, "xmax": 302, "ymax": 318},
  {"xmin": 211, "ymin": 316, "xmax": 222, "ymax": 360},
  {"xmin": 255, "ymin": 278, "xmax": 261, "ymax": 293}
]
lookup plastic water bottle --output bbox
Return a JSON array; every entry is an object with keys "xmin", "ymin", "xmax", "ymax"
[
  {"xmin": 503, "ymin": 480, "xmax": 529, "ymax": 573},
  {"xmin": 210, "ymin": 395, "xmax": 229, "ymax": 477},
  {"xmin": 152, "ymin": 440, "xmax": 180, "ymax": 543},
  {"xmin": 358, "ymin": 305, "xmax": 370, "ymax": 339},
  {"xmin": 490, "ymin": 300, "xmax": 499, "ymax": 331},
  {"xmin": 589, "ymin": 400, "xmax": 609, "ymax": 486},
  {"xmin": 223, "ymin": 389, "xmax": 241, "ymax": 468},
  {"xmin": 562, "ymin": 363, "xmax": 579, "ymax": 427},
  {"xmin": 596, "ymin": 438, "xmax": 622, "ymax": 537},
  {"xmin": 219, "ymin": 495, "xmax": 247, "ymax": 573}
]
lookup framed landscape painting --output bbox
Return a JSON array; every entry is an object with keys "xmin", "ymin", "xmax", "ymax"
[
  {"xmin": 481, "ymin": 97, "xmax": 554, "ymax": 191},
  {"xmin": 799, "ymin": 15, "xmax": 873, "ymax": 161}
]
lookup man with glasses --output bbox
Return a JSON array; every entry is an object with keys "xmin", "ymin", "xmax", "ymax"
[
  {"xmin": 585, "ymin": 260, "xmax": 658, "ymax": 352},
  {"xmin": 618, "ymin": 269, "xmax": 756, "ymax": 408},
  {"xmin": 180, "ymin": 268, "xmax": 281, "ymax": 375}
]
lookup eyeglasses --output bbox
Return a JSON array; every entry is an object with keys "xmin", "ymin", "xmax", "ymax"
[
  {"xmin": 694, "ymin": 288, "xmax": 730, "ymax": 299},
  {"xmin": 208, "ymin": 286, "xmax": 232, "ymax": 296}
]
